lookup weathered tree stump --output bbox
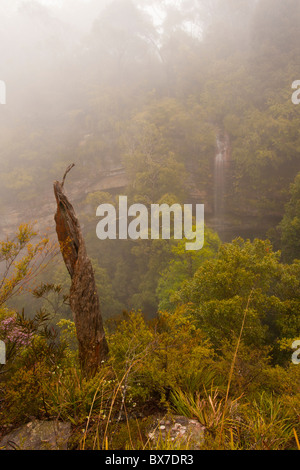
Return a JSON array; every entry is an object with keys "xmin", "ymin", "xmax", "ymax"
[{"xmin": 53, "ymin": 165, "xmax": 108, "ymax": 376}]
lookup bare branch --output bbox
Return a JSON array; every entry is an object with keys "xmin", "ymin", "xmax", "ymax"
[{"xmin": 61, "ymin": 163, "xmax": 75, "ymax": 189}]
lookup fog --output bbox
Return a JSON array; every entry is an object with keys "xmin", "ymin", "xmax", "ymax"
[
  {"xmin": 0, "ymin": 0, "xmax": 209, "ymax": 203},
  {"xmin": 0, "ymin": 0, "xmax": 299, "ymax": 246},
  {"xmin": 1, "ymin": 2, "xmax": 300, "ymax": 446}
]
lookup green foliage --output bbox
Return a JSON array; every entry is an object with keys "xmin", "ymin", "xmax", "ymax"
[
  {"xmin": 1, "ymin": 0, "xmax": 300, "ymax": 451},
  {"xmin": 0, "ymin": 309, "xmax": 69, "ymax": 426},
  {"xmin": 56, "ymin": 319, "xmax": 78, "ymax": 359},
  {"xmin": 278, "ymin": 172, "xmax": 300, "ymax": 262},
  {"xmin": 0, "ymin": 224, "xmax": 53, "ymax": 307},
  {"xmin": 41, "ymin": 367, "xmax": 114, "ymax": 426},
  {"xmin": 170, "ymin": 388, "xmax": 238, "ymax": 441},
  {"xmin": 108, "ymin": 310, "xmax": 214, "ymax": 404},
  {"xmin": 239, "ymin": 392, "xmax": 296, "ymax": 450},
  {"xmin": 175, "ymin": 238, "xmax": 300, "ymax": 359},
  {"xmin": 157, "ymin": 226, "xmax": 221, "ymax": 311},
  {"xmin": 1, "ymin": 291, "xmax": 299, "ymax": 450}
]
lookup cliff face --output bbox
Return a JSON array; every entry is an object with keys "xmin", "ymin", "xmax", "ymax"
[
  {"xmin": 0, "ymin": 150, "xmax": 281, "ymax": 245},
  {"xmin": 0, "ymin": 168, "xmax": 128, "ymax": 241}
]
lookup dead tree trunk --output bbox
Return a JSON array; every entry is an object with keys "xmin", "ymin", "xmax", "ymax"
[{"xmin": 53, "ymin": 165, "xmax": 109, "ymax": 376}]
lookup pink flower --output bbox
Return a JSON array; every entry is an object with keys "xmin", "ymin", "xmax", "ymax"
[{"xmin": 0, "ymin": 316, "xmax": 33, "ymax": 347}]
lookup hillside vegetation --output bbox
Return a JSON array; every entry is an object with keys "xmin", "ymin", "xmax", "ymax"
[{"xmin": 0, "ymin": 0, "xmax": 300, "ymax": 450}]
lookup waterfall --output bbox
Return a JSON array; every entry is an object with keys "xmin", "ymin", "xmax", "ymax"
[{"xmin": 214, "ymin": 133, "xmax": 229, "ymax": 230}]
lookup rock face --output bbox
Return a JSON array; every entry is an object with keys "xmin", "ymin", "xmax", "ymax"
[
  {"xmin": 148, "ymin": 415, "xmax": 205, "ymax": 450},
  {"xmin": 0, "ymin": 420, "xmax": 71, "ymax": 450}
]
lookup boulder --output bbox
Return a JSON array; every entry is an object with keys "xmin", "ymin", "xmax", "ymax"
[
  {"xmin": 0, "ymin": 420, "xmax": 71, "ymax": 450},
  {"xmin": 147, "ymin": 415, "xmax": 205, "ymax": 450}
]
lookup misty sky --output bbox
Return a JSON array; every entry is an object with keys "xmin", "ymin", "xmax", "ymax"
[
  {"xmin": 0, "ymin": 0, "xmax": 162, "ymax": 30},
  {"xmin": 1, "ymin": 0, "xmax": 109, "ymax": 32}
]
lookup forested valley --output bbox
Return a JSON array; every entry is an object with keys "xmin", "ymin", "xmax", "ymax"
[{"xmin": 0, "ymin": 0, "xmax": 299, "ymax": 451}]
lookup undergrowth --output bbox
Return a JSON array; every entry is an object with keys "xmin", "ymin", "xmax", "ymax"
[{"xmin": 0, "ymin": 309, "xmax": 299, "ymax": 450}]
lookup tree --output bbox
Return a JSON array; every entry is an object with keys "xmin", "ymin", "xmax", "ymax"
[
  {"xmin": 90, "ymin": 0, "xmax": 157, "ymax": 83},
  {"xmin": 0, "ymin": 224, "xmax": 53, "ymax": 307},
  {"xmin": 53, "ymin": 165, "xmax": 108, "ymax": 376},
  {"xmin": 278, "ymin": 172, "xmax": 300, "ymax": 262},
  {"xmin": 123, "ymin": 115, "xmax": 188, "ymax": 203},
  {"xmin": 174, "ymin": 238, "xmax": 300, "ymax": 362},
  {"xmin": 157, "ymin": 225, "xmax": 220, "ymax": 311}
]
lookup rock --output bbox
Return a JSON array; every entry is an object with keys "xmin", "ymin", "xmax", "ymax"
[
  {"xmin": 0, "ymin": 420, "xmax": 71, "ymax": 450},
  {"xmin": 147, "ymin": 415, "xmax": 205, "ymax": 450}
]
